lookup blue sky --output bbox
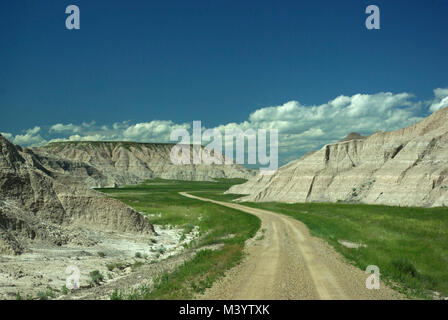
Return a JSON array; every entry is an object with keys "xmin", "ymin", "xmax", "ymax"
[{"xmin": 1, "ymin": 0, "xmax": 447, "ymax": 164}]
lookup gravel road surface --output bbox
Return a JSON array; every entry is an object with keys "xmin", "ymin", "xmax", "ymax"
[{"xmin": 180, "ymin": 192, "xmax": 404, "ymax": 300}]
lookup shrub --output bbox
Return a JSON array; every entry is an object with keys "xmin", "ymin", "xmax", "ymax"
[
  {"xmin": 61, "ymin": 285, "xmax": 69, "ymax": 295},
  {"xmin": 110, "ymin": 289, "xmax": 123, "ymax": 300},
  {"xmin": 106, "ymin": 262, "xmax": 126, "ymax": 271},
  {"xmin": 184, "ymin": 223, "xmax": 195, "ymax": 234},
  {"xmin": 36, "ymin": 291, "xmax": 48, "ymax": 300},
  {"xmin": 135, "ymin": 252, "xmax": 142, "ymax": 258},
  {"xmin": 88, "ymin": 270, "xmax": 104, "ymax": 286},
  {"xmin": 131, "ymin": 261, "xmax": 144, "ymax": 270},
  {"xmin": 391, "ymin": 259, "xmax": 418, "ymax": 278},
  {"xmin": 37, "ymin": 287, "xmax": 57, "ymax": 300}
]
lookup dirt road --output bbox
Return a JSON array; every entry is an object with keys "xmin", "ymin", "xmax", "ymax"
[{"xmin": 180, "ymin": 192, "xmax": 404, "ymax": 300}]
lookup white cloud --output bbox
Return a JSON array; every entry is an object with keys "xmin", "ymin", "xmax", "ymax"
[
  {"xmin": 50, "ymin": 123, "xmax": 81, "ymax": 133},
  {"xmin": 5, "ymin": 88, "xmax": 447, "ymax": 164},
  {"xmin": 206, "ymin": 91, "xmax": 429, "ymax": 161},
  {"xmin": 1, "ymin": 127, "xmax": 47, "ymax": 146},
  {"xmin": 241, "ymin": 92, "xmax": 424, "ymax": 152},
  {"xmin": 429, "ymin": 88, "xmax": 448, "ymax": 112},
  {"xmin": 26, "ymin": 126, "xmax": 41, "ymax": 135},
  {"xmin": 1, "ymin": 132, "xmax": 13, "ymax": 140},
  {"xmin": 122, "ymin": 121, "xmax": 191, "ymax": 142},
  {"xmin": 12, "ymin": 127, "xmax": 47, "ymax": 146}
]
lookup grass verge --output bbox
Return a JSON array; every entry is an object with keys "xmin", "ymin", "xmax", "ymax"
[{"xmin": 210, "ymin": 197, "xmax": 448, "ymax": 299}]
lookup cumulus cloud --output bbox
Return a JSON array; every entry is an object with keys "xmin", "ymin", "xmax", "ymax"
[
  {"xmin": 50, "ymin": 123, "xmax": 82, "ymax": 134},
  {"xmin": 429, "ymin": 88, "xmax": 448, "ymax": 112},
  {"xmin": 213, "ymin": 91, "xmax": 425, "ymax": 160},
  {"xmin": 1, "ymin": 132, "xmax": 13, "ymax": 140},
  {"xmin": 4, "ymin": 88, "xmax": 447, "ymax": 164},
  {"xmin": 122, "ymin": 121, "xmax": 191, "ymax": 142},
  {"xmin": 10, "ymin": 126, "xmax": 47, "ymax": 146},
  {"xmin": 44, "ymin": 120, "xmax": 192, "ymax": 145}
]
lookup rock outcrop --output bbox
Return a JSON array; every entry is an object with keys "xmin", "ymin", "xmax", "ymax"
[
  {"xmin": 0, "ymin": 134, "xmax": 154, "ymax": 255},
  {"xmin": 228, "ymin": 107, "xmax": 448, "ymax": 207},
  {"xmin": 32, "ymin": 142, "xmax": 254, "ymax": 188},
  {"xmin": 338, "ymin": 132, "xmax": 367, "ymax": 142}
]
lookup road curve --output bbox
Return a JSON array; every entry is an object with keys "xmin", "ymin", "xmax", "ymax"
[{"xmin": 179, "ymin": 192, "xmax": 404, "ymax": 300}]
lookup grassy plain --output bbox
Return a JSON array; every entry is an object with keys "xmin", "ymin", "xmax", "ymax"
[
  {"xmin": 194, "ymin": 189, "xmax": 448, "ymax": 299},
  {"xmin": 99, "ymin": 179, "xmax": 448, "ymax": 299},
  {"xmin": 97, "ymin": 178, "xmax": 260, "ymax": 299}
]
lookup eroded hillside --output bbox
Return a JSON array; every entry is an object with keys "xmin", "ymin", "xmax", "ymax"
[
  {"xmin": 0, "ymin": 134, "xmax": 154, "ymax": 255},
  {"xmin": 33, "ymin": 141, "xmax": 254, "ymax": 187},
  {"xmin": 228, "ymin": 107, "xmax": 448, "ymax": 207}
]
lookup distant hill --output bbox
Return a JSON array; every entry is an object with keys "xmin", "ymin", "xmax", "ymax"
[
  {"xmin": 338, "ymin": 132, "xmax": 367, "ymax": 142},
  {"xmin": 32, "ymin": 141, "xmax": 254, "ymax": 188}
]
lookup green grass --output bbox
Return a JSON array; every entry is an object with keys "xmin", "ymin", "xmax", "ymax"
[
  {"xmin": 122, "ymin": 246, "xmax": 246, "ymax": 299},
  {"xmin": 227, "ymin": 200, "xmax": 448, "ymax": 299},
  {"xmin": 98, "ymin": 178, "xmax": 448, "ymax": 299},
  {"xmin": 61, "ymin": 285, "xmax": 69, "ymax": 295},
  {"xmin": 189, "ymin": 190, "xmax": 244, "ymax": 202},
  {"xmin": 191, "ymin": 189, "xmax": 448, "ymax": 298},
  {"xmin": 131, "ymin": 261, "xmax": 144, "ymax": 271},
  {"xmin": 96, "ymin": 178, "xmax": 260, "ymax": 299},
  {"xmin": 88, "ymin": 270, "xmax": 104, "ymax": 287},
  {"xmin": 36, "ymin": 287, "xmax": 57, "ymax": 300},
  {"xmin": 44, "ymin": 140, "xmax": 175, "ymax": 150},
  {"xmin": 106, "ymin": 261, "xmax": 126, "ymax": 271}
]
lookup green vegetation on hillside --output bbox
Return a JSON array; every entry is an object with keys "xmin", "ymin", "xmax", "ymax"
[
  {"xmin": 96, "ymin": 178, "xmax": 260, "ymax": 299},
  {"xmin": 43, "ymin": 140, "xmax": 177, "ymax": 150}
]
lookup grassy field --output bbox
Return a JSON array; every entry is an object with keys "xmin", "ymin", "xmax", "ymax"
[
  {"xmin": 193, "ymin": 189, "xmax": 448, "ymax": 299},
  {"xmin": 96, "ymin": 178, "xmax": 260, "ymax": 299},
  {"xmin": 98, "ymin": 179, "xmax": 448, "ymax": 299}
]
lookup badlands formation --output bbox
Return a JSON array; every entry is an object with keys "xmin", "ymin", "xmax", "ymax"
[
  {"xmin": 228, "ymin": 107, "xmax": 448, "ymax": 207},
  {"xmin": 32, "ymin": 141, "xmax": 254, "ymax": 188},
  {"xmin": 0, "ymin": 134, "xmax": 154, "ymax": 255},
  {"xmin": 0, "ymin": 134, "xmax": 201, "ymax": 299},
  {"xmin": 0, "ymin": 136, "xmax": 252, "ymax": 256}
]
